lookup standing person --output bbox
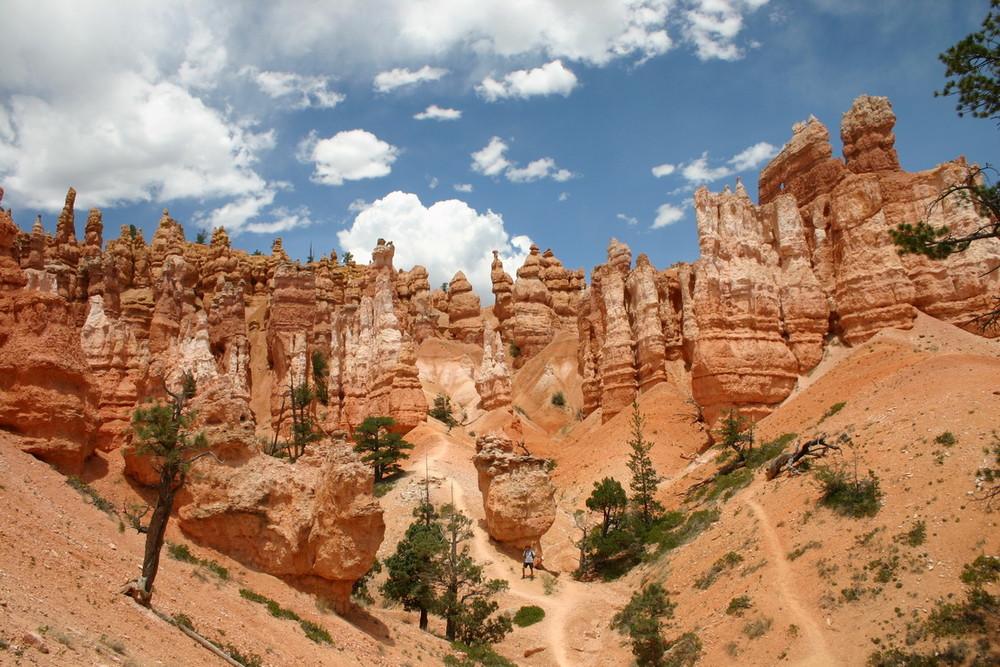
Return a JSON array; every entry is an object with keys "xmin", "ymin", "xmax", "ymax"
[{"xmin": 522, "ymin": 545, "xmax": 536, "ymax": 579}]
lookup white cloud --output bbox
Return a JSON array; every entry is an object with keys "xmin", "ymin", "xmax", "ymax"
[
  {"xmin": 682, "ymin": 154, "xmax": 733, "ymax": 183},
  {"xmin": 245, "ymin": 67, "xmax": 345, "ymax": 109},
  {"xmin": 336, "ymin": 191, "xmax": 533, "ymax": 298},
  {"xmin": 374, "ymin": 65, "xmax": 449, "ymax": 93},
  {"xmin": 651, "ymin": 163, "xmax": 676, "ymax": 177},
  {"xmin": 682, "ymin": 0, "xmax": 769, "ymax": 61},
  {"xmin": 730, "ymin": 140, "xmax": 778, "ymax": 171},
  {"xmin": 653, "ymin": 203, "xmax": 686, "ymax": 228},
  {"xmin": 414, "ymin": 104, "xmax": 462, "ymax": 120},
  {"xmin": 471, "ymin": 137, "xmax": 513, "ymax": 177},
  {"xmin": 454, "ymin": 183, "xmax": 473, "ymax": 193},
  {"xmin": 506, "ymin": 158, "xmax": 576, "ymax": 183},
  {"xmin": 477, "ymin": 60, "xmax": 578, "ymax": 101},
  {"xmin": 299, "ymin": 129, "xmax": 400, "ymax": 186},
  {"xmin": 617, "ymin": 213, "xmax": 638, "ymax": 227},
  {"xmin": 0, "ymin": 74, "xmax": 273, "ymax": 211},
  {"xmin": 471, "ymin": 137, "xmax": 575, "ymax": 183},
  {"xmin": 558, "ymin": 192, "xmax": 569, "ymax": 201}
]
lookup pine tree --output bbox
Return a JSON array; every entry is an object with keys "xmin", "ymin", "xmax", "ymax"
[
  {"xmin": 611, "ymin": 583, "xmax": 677, "ymax": 667},
  {"xmin": 381, "ymin": 503, "xmax": 445, "ymax": 630},
  {"xmin": 122, "ymin": 372, "xmax": 209, "ymax": 606},
  {"xmin": 435, "ymin": 504, "xmax": 512, "ymax": 644},
  {"xmin": 353, "ymin": 416, "xmax": 414, "ymax": 483},
  {"xmin": 627, "ymin": 402, "xmax": 663, "ymax": 529},
  {"xmin": 715, "ymin": 409, "xmax": 754, "ymax": 462},
  {"xmin": 586, "ymin": 477, "xmax": 628, "ymax": 538}
]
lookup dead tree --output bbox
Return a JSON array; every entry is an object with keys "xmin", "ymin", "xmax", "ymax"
[{"xmin": 765, "ymin": 433, "xmax": 847, "ymax": 480}]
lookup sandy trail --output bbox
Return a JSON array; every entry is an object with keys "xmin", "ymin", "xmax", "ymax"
[
  {"xmin": 415, "ymin": 434, "xmax": 594, "ymax": 667},
  {"xmin": 746, "ymin": 496, "xmax": 839, "ymax": 667}
]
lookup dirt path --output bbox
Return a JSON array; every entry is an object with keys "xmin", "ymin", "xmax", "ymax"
[
  {"xmin": 745, "ymin": 496, "xmax": 839, "ymax": 667},
  {"xmin": 415, "ymin": 435, "xmax": 594, "ymax": 667}
]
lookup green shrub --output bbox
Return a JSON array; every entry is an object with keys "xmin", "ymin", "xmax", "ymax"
[
  {"xmin": 934, "ymin": 431, "xmax": 957, "ymax": 446},
  {"xmin": 239, "ymin": 589, "xmax": 331, "ymax": 644},
  {"xmin": 726, "ymin": 596, "xmax": 753, "ymax": 616},
  {"xmin": 896, "ymin": 520, "xmax": 927, "ymax": 547},
  {"xmin": 551, "ymin": 391, "xmax": 566, "ymax": 408},
  {"xmin": 743, "ymin": 617, "xmax": 772, "ymax": 639},
  {"xmin": 444, "ymin": 641, "xmax": 516, "ymax": 667},
  {"xmin": 815, "ymin": 465, "xmax": 882, "ymax": 517},
  {"xmin": 694, "ymin": 552, "xmax": 743, "ymax": 589},
  {"xmin": 513, "ymin": 605, "xmax": 546, "ymax": 627},
  {"xmin": 167, "ymin": 542, "xmax": 229, "ymax": 580},
  {"xmin": 663, "ymin": 632, "xmax": 702, "ymax": 666},
  {"xmin": 65, "ymin": 476, "xmax": 116, "ymax": 515},
  {"xmin": 820, "ymin": 401, "xmax": 847, "ymax": 423}
]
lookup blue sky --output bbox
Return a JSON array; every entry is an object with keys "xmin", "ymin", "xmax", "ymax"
[{"xmin": 0, "ymin": 0, "xmax": 995, "ymax": 297}]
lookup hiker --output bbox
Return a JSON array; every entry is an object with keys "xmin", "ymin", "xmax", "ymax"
[{"xmin": 522, "ymin": 545, "xmax": 536, "ymax": 579}]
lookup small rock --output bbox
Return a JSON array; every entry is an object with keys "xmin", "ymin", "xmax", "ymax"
[{"xmin": 22, "ymin": 632, "xmax": 50, "ymax": 654}]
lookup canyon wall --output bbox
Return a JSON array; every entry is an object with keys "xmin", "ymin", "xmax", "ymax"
[{"xmin": 574, "ymin": 95, "xmax": 1000, "ymax": 424}]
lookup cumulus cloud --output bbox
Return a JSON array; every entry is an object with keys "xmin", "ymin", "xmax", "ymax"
[
  {"xmin": 244, "ymin": 67, "xmax": 345, "ymax": 109},
  {"xmin": 477, "ymin": 60, "xmax": 579, "ymax": 101},
  {"xmin": 454, "ymin": 183, "xmax": 473, "ymax": 192},
  {"xmin": 336, "ymin": 191, "xmax": 533, "ymax": 298},
  {"xmin": 618, "ymin": 213, "xmax": 638, "ymax": 227},
  {"xmin": 414, "ymin": 104, "xmax": 462, "ymax": 120},
  {"xmin": 471, "ymin": 137, "xmax": 513, "ymax": 177},
  {"xmin": 682, "ymin": 0, "xmax": 769, "ymax": 61},
  {"xmin": 653, "ymin": 202, "xmax": 686, "ymax": 228},
  {"xmin": 682, "ymin": 154, "xmax": 733, "ymax": 183},
  {"xmin": 0, "ymin": 74, "xmax": 273, "ymax": 211},
  {"xmin": 471, "ymin": 137, "xmax": 576, "ymax": 183},
  {"xmin": 657, "ymin": 140, "xmax": 778, "ymax": 189},
  {"xmin": 730, "ymin": 141, "xmax": 778, "ymax": 171},
  {"xmin": 651, "ymin": 163, "xmax": 676, "ymax": 177},
  {"xmin": 299, "ymin": 129, "xmax": 400, "ymax": 186},
  {"xmin": 373, "ymin": 65, "xmax": 449, "ymax": 93}
]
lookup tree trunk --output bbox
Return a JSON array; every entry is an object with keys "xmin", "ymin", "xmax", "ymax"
[
  {"xmin": 419, "ymin": 606, "xmax": 428, "ymax": 631},
  {"xmin": 133, "ymin": 464, "xmax": 180, "ymax": 606}
]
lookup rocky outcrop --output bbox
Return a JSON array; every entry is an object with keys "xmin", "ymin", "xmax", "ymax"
[
  {"xmin": 491, "ymin": 246, "xmax": 583, "ymax": 366},
  {"xmin": 577, "ymin": 95, "xmax": 1000, "ymax": 425},
  {"xmin": 446, "ymin": 271, "xmax": 483, "ymax": 344},
  {"xmin": 0, "ymin": 190, "xmax": 99, "ymax": 471},
  {"xmin": 178, "ymin": 436, "xmax": 384, "ymax": 612},
  {"xmin": 475, "ymin": 319, "xmax": 512, "ymax": 410},
  {"xmin": 472, "ymin": 432, "xmax": 555, "ymax": 546}
]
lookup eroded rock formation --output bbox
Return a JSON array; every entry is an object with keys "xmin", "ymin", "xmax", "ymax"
[
  {"xmin": 472, "ymin": 432, "xmax": 556, "ymax": 546},
  {"xmin": 178, "ymin": 435, "xmax": 384, "ymax": 612}
]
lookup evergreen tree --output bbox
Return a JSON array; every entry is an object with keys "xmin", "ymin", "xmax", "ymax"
[
  {"xmin": 714, "ymin": 409, "xmax": 754, "ymax": 462},
  {"xmin": 122, "ymin": 372, "xmax": 209, "ymax": 606},
  {"xmin": 586, "ymin": 477, "xmax": 628, "ymax": 538},
  {"xmin": 611, "ymin": 583, "xmax": 677, "ymax": 667},
  {"xmin": 288, "ymin": 379, "xmax": 321, "ymax": 460},
  {"xmin": 353, "ymin": 416, "xmax": 414, "ymax": 483},
  {"xmin": 627, "ymin": 402, "xmax": 663, "ymax": 529},
  {"xmin": 381, "ymin": 503, "xmax": 445, "ymax": 630},
  {"xmin": 435, "ymin": 505, "xmax": 512, "ymax": 644}
]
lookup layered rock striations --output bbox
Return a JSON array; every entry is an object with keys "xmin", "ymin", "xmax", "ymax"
[
  {"xmin": 472, "ymin": 432, "xmax": 556, "ymax": 546},
  {"xmin": 574, "ymin": 95, "xmax": 1000, "ymax": 425}
]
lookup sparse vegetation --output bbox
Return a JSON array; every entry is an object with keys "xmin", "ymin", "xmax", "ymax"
[
  {"xmin": 429, "ymin": 394, "xmax": 460, "ymax": 429},
  {"xmin": 166, "ymin": 542, "xmax": 229, "ymax": 580},
  {"xmin": 239, "ymin": 589, "xmax": 332, "ymax": 644},
  {"xmin": 726, "ymin": 596, "xmax": 753, "ymax": 616},
  {"xmin": 743, "ymin": 617, "xmax": 772, "ymax": 639},
  {"xmin": 311, "ymin": 351, "xmax": 329, "ymax": 406},
  {"xmin": 815, "ymin": 452, "xmax": 883, "ymax": 518},
  {"xmin": 694, "ymin": 552, "xmax": 744, "ymax": 589},
  {"xmin": 508, "ymin": 341, "xmax": 521, "ymax": 358},
  {"xmin": 444, "ymin": 641, "xmax": 516, "ymax": 667},
  {"xmin": 820, "ymin": 401, "xmax": 847, "ymax": 423},
  {"xmin": 65, "ymin": 476, "xmax": 116, "ymax": 516},
  {"xmin": 896, "ymin": 521, "xmax": 927, "ymax": 548}
]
